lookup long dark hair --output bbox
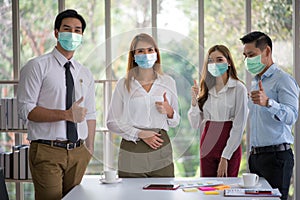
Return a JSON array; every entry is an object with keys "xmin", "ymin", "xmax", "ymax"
[{"xmin": 198, "ymin": 45, "xmax": 240, "ymax": 111}]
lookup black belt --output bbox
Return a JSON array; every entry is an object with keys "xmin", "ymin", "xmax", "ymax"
[
  {"xmin": 251, "ymin": 143, "xmax": 291, "ymax": 155},
  {"xmin": 32, "ymin": 139, "xmax": 84, "ymax": 150}
]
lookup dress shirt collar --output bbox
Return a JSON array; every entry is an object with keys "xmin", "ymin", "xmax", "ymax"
[
  {"xmin": 255, "ymin": 63, "xmax": 277, "ymax": 81},
  {"xmin": 52, "ymin": 47, "xmax": 76, "ymax": 69},
  {"xmin": 209, "ymin": 77, "xmax": 237, "ymax": 96}
]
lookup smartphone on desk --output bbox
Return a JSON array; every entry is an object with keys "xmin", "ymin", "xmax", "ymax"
[
  {"xmin": 245, "ymin": 190, "xmax": 272, "ymax": 194},
  {"xmin": 143, "ymin": 184, "xmax": 180, "ymax": 190}
]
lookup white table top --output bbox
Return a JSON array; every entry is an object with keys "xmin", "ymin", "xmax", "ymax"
[{"xmin": 62, "ymin": 175, "xmax": 280, "ymax": 200}]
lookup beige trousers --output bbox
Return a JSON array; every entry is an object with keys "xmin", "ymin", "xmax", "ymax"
[{"xmin": 29, "ymin": 142, "xmax": 91, "ymax": 200}]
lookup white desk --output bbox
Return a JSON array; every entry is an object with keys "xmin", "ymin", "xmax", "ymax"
[{"xmin": 62, "ymin": 175, "xmax": 280, "ymax": 200}]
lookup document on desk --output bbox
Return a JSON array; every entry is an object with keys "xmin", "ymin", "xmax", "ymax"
[
  {"xmin": 173, "ymin": 179, "xmax": 223, "ymax": 189},
  {"xmin": 224, "ymin": 188, "xmax": 281, "ymax": 197}
]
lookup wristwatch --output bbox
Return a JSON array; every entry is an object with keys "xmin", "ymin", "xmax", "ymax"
[{"xmin": 267, "ymin": 98, "xmax": 274, "ymax": 108}]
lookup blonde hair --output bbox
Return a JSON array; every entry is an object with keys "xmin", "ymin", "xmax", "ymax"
[{"xmin": 125, "ymin": 33, "xmax": 163, "ymax": 91}]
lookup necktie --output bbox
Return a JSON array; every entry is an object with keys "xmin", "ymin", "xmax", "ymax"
[{"xmin": 64, "ymin": 62, "xmax": 78, "ymax": 142}]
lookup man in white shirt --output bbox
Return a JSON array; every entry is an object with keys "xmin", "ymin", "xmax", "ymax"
[{"xmin": 17, "ymin": 9, "xmax": 96, "ymax": 200}]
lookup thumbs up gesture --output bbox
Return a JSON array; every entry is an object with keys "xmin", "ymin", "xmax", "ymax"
[
  {"xmin": 68, "ymin": 97, "xmax": 87, "ymax": 123},
  {"xmin": 250, "ymin": 80, "xmax": 269, "ymax": 106},
  {"xmin": 191, "ymin": 79, "xmax": 199, "ymax": 107},
  {"xmin": 155, "ymin": 92, "xmax": 174, "ymax": 118}
]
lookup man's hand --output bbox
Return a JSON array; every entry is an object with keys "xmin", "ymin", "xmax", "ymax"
[
  {"xmin": 138, "ymin": 130, "xmax": 164, "ymax": 150},
  {"xmin": 86, "ymin": 143, "xmax": 94, "ymax": 155},
  {"xmin": 250, "ymin": 80, "xmax": 269, "ymax": 106},
  {"xmin": 67, "ymin": 97, "xmax": 87, "ymax": 122}
]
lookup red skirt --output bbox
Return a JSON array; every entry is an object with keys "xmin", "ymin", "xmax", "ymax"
[{"xmin": 200, "ymin": 121, "xmax": 242, "ymax": 177}]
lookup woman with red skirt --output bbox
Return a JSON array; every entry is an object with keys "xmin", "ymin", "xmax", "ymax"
[{"xmin": 188, "ymin": 45, "xmax": 248, "ymax": 177}]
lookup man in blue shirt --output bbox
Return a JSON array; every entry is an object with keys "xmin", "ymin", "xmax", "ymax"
[{"xmin": 240, "ymin": 31, "xmax": 299, "ymax": 200}]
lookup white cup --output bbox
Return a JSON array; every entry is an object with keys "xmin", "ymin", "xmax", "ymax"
[
  {"xmin": 242, "ymin": 173, "xmax": 259, "ymax": 187},
  {"xmin": 101, "ymin": 170, "xmax": 117, "ymax": 181}
]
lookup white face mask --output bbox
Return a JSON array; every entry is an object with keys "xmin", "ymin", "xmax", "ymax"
[
  {"xmin": 207, "ymin": 63, "xmax": 228, "ymax": 77},
  {"xmin": 134, "ymin": 53, "xmax": 157, "ymax": 69}
]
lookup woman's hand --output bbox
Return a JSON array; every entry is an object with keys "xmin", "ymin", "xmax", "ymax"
[
  {"xmin": 191, "ymin": 80, "xmax": 199, "ymax": 107},
  {"xmin": 155, "ymin": 92, "xmax": 174, "ymax": 118},
  {"xmin": 217, "ymin": 157, "xmax": 228, "ymax": 177},
  {"xmin": 138, "ymin": 130, "xmax": 164, "ymax": 150}
]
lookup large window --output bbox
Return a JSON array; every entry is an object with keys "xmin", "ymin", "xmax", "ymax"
[
  {"xmin": 0, "ymin": 0, "xmax": 13, "ymax": 82},
  {"xmin": 110, "ymin": 0, "xmax": 152, "ymax": 79},
  {"xmin": 252, "ymin": 0, "xmax": 293, "ymax": 74},
  {"xmin": 19, "ymin": 1, "xmax": 58, "ymax": 66},
  {"xmin": 157, "ymin": 0, "xmax": 200, "ymax": 177},
  {"xmin": 0, "ymin": 0, "xmax": 13, "ymax": 98},
  {"xmin": 204, "ymin": 0, "xmax": 245, "ymax": 79}
]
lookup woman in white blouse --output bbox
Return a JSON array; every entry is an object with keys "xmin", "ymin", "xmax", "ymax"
[
  {"xmin": 188, "ymin": 45, "xmax": 248, "ymax": 177},
  {"xmin": 106, "ymin": 33, "xmax": 180, "ymax": 177}
]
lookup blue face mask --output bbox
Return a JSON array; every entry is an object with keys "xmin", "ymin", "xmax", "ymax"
[
  {"xmin": 58, "ymin": 32, "xmax": 82, "ymax": 51},
  {"xmin": 208, "ymin": 63, "xmax": 228, "ymax": 77},
  {"xmin": 134, "ymin": 53, "xmax": 157, "ymax": 69},
  {"xmin": 244, "ymin": 55, "xmax": 266, "ymax": 75}
]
